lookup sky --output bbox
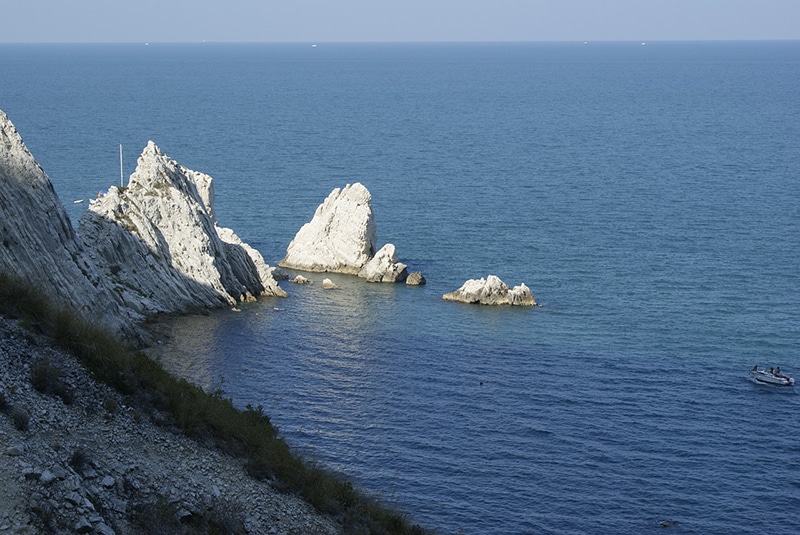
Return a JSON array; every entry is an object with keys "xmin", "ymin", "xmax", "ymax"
[{"xmin": 1, "ymin": 0, "xmax": 799, "ymax": 43}]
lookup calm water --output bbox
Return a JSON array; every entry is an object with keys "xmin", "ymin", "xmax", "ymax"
[{"xmin": 2, "ymin": 42, "xmax": 799, "ymax": 534}]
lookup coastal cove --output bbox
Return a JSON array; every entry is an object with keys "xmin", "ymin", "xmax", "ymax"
[{"xmin": 2, "ymin": 42, "xmax": 799, "ymax": 534}]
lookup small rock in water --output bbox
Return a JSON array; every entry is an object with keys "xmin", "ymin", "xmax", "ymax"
[
  {"xmin": 443, "ymin": 275, "xmax": 536, "ymax": 306},
  {"xmin": 322, "ymin": 278, "xmax": 339, "ymax": 289},
  {"xmin": 406, "ymin": 271, "xmax": 426, "ymax": 285}
]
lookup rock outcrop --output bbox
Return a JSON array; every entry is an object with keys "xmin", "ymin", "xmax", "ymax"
[
  {"xmin": 280, "ymin": 183, "xmax": 377, "ymax": 274},
  {"xmin": 279, "ymin": 182, "xmax": 414, "ymax": 282},
  {"xmin": 0, "ymin": 109, "xmax": 285, "ymax": 336},
  {"xmin": 0, "ymin": 109, "xmax": 132, "ymax": 334},
  {"xmin": 79, "ymin": 142, "xmax": 286, "ymax": 317},
  {"xmin": 359, "ymin": 244, "xmax": 408, "ymax": 282},
  {"xmin": 405, "ymin": 272, "xmax": 426, "ymax": 286},
  {"xmin": 322, "ymin": 278, "xmax": 339, "ymax": 289},
  {"xmin": 443, "ymin": 275, "xmax": 537, "ymax": 306}
]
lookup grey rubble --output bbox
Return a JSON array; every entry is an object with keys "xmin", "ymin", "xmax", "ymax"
[{"xmin": 0, "ymin": 317, "xmax": 338, "ymax": 534}]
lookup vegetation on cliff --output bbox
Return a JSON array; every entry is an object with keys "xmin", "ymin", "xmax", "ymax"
[{"xmin": 0, "ymin": 272, "xmax": 430, "ymax": 535}]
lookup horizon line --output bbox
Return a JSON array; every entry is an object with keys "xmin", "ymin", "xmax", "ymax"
[{"xmin": 1, "ymin": 38, "xmax": 799, "ymax": 46}]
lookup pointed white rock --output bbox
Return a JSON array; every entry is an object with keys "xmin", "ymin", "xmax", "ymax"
[
  {"xmin": 80, "ymin": 141, "xmax": 285, "ymax": 316},
  {"xmin": 280, "ymin": 182, "xmax": 377, "ymax": 274}
]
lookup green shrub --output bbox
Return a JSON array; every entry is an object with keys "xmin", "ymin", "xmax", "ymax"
[
  {"xmin": 204, "ymin": 497, "xmax": 247, "ymax": 535},
  {"xmin": 30, "ymin": 359, "xmax": 74, "ymax": 405},
  {"xmin": 131, "ymin": 495, "xmax": 248, "ymax": 535},
  {"xmin": 11, "ymin": 406, "xmax": 30, "ymax": 431},
  {"xmin": 130, "ymin": 497, "xmax": 182, "ymax": 535},
  {"xmin": 103, "ymin": 396, "xmax": 119, "ymax": 414},
  {"xmin": 69, "ymin": 446, "xmax": 92, "ymax": 473}
]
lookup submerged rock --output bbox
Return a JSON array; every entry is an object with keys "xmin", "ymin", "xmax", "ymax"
[{"xmin": 443, "ymin": 275, "xmax": 536, "ymax": 306}]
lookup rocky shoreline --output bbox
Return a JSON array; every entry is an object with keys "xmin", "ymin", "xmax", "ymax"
[
  {"xmin": 0, "ymin": 103, "xmax": 535, "ymax": 534},
  {"xmin": 0, "ymin": 315, "xmax": 340, "ymax": 534}
]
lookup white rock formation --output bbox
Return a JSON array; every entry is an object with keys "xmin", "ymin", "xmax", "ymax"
[
  {"xmin": 279, "ymin": 183, "xmax": 412, "ymax": 282},
  {"xmin": 216, "ymin": 226, "xmax": 286, "ymax": 297},
  {"xmin": 280, "ymin": 183, "xmax": 376, "ymax": 274},
  {"xmin": 322, "ymin": 278, "xmax": 339, "ymax": 289},
  {"xmin": 443, "ymin": 275, "xmax": 537, "ymax": 306},
  {"xmin": 358, "ymin": 244, "xmax": 408, "ymax": 282},
  {"xmin": 0, "ymin": 109, "xmax": 133, "ymax": 334},
  {"xmin": 79, "ymin": 142, "xmax": 285, "ymax": 317}
]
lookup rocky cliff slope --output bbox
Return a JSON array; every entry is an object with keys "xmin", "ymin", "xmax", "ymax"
[
  {"xmin": 0, "ymin": 315, "xmax": 338, "ymax": 534},
  {"xmin": 0, "ymin": 110, "xmax": 130, "ymax": 335}
]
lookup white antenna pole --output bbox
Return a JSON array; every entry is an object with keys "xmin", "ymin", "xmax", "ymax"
[{"xmin": 119, "ymin": 144, "xmax": 123, "ymax": 187}]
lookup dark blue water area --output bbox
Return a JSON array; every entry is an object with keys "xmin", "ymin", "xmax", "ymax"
[
  {"xmin": 2, "ymin": 42, "xmax": 800, "ymax": 533},
  {"xmin": 153, "ymin": 279, "xmax": 800, "ymax": 535}
]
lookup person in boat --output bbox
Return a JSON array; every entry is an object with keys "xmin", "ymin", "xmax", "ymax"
[
  {"xmin": 752, "ymin": 365, "xmax": 758, "ymax": 372},
  {"xmin": 775, "ymin": 367, "xmax": 781, "ymax": 376}
]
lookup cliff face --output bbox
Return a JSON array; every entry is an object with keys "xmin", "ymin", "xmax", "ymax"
[
  {"xmin": 79, "ymin": 142, "xmax": 285, "ymax": 317},
  {"xmin": 0, "ymin": 110, "xmax": 131, "ymax": 333},
  {"xmin": 0, "ymin": 110, "xmax": 284, "ymax": 335}
]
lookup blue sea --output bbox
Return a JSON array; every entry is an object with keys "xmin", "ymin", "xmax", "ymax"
[{"xmin": 2, "ymin": 41, "xmax": 799, "ymax": 534}]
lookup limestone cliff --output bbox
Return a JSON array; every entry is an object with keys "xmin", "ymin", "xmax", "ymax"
[
  {"xmin": 0, "ymin": 109, "xmax": 131, "ymax": 333},
  {"xmin": 0, "ymin": 109, "xmax": 285, "ymax": 336},
  {"xmin": 443, "ymin": 275, "xmax": 537, "ymax": 306},
  {"xmin": 79, "ymin": 142, "xmax": 286, "ymax": 317},
  {"xmin": 279, "ymin": 182, "xmax": 413, "ymax": 282}
]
